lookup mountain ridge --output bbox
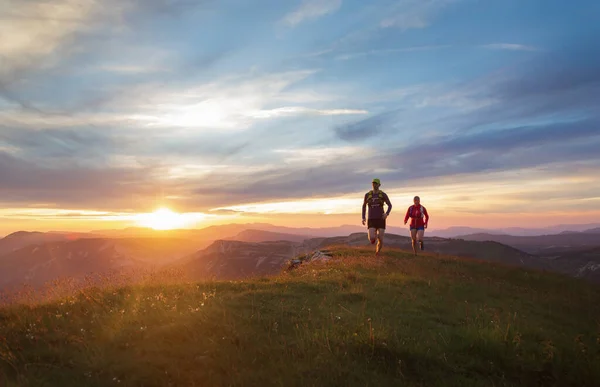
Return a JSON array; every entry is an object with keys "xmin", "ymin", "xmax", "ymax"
[
  {"xmin": 2, "ymin": 226, "xmax": 599, "ymax": 294},
  {"xmin": 0, "ymin": 237, "xmax": 201, "ymax": 292},
  {"xmin": 224, "ymin": 229, "xmax": 315, "ymax": 243},
  {"xmin": 455, "ymin": 232, "xmax": 600, "ymax": 254},
  {"xmin": 172, "ymin": 232, "xmax": 547, "ymax": 282},
  {"xmin": 5, "ymin": 221, "xmax": 600, "ymax": 240}
]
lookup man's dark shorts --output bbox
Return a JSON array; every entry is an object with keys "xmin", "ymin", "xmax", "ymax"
[{"xmin": 367, "ymin": 218, "xmax": 386, "ymax": 230}]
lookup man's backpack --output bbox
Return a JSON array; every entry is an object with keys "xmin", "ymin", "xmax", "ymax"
[{"xmin": 367, "ymin": 190, "xmax": 385, "ymax": 205}]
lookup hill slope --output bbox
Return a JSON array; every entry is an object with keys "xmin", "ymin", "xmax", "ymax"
[
  {"xmin": 225, "ymin": 229, "xmax": 314, "ymax": 243},
  {"xmin": 0, "ymin": 232, "xmax": 589, "ymax": 295},
  {"xmin": 305, "ymin": 233, "xmax": 541, "ymax": 268},
  {"xmin": 1, "ymin": 247, "xmax": 598, "ymax": 387},
  {"xmin": 0, "ymin": 238, "xmax": 200, "ymax": 291},
  {"xmin": 539, "ymin": 246, "xmax": 600, "ymax": 282},
  {"xmin": 174, "ymin": 239, "xmax": 303, "ymax": 280},
  {"xmin": 0, "ymin": 231, "xmax": 89, "ymax": 257},
  {"xmin": 172, "ymin": 233, "xmax": 544, "ymax": 282}
]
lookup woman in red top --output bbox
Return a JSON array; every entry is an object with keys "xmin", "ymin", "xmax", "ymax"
[{"xmin": 404, "ymin": 196, "xmax": 429, "ymax": 255}]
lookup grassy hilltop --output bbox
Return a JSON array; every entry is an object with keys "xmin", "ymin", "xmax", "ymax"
[{"xmin": 1, "ymin": 246, "xmax": 599, "ymax": 386}]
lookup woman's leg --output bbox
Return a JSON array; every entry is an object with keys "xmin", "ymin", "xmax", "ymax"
[
  {"xmin": 417, "ymin": 229, "xmax": 425, "ymax": 250},
  {"xmin": 410, "ymin": 228, "xmax": 418, "ymax": 255}
]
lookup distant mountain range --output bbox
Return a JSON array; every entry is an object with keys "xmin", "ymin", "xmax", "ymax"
[
  {"xmin": 173, "ymin": 232, "xmax": 600, "ymax": 283},
  {"xmin": 169, "ymin": 232, "xmax": 545, "ymax": 282},
  {"xmin": 455, "ymin": 232, "xmax": 600, "ymax": 254},
  {"xmin": 1, "ymin": 222, "xmax": 599, "ymax": 294},
  {"xmin": 4, "ymin": 221, "xmax": 598, "ymax": 240},
  {"xmin": 0, "ymin": 237, "xmax": 199, "ymax": 291},
  {"xmin": 0, "ymin": 230, "xmax": 102, "ymax": 256},
  {"xmin": 427, "ymin": 223, "xmax": 600, "ymax": 238},
  {"xmin": 223, "ymin": 229, "xmax": 316, "ymax": 243}
]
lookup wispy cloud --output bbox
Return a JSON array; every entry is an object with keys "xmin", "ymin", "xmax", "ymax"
[
  {"xmin": 190, "ymin": 122, "xmax": 600, "ymax": 212},
  {"xmin": 2, "ymin": 68, "xmax": 364, "ymax": 132},
  {"xmin": 281, "ymin": 0, "xmax": 342, "ymax": 27},
  {"xmin": 335, "ymin": 43, "xmax": 537, "ymax": 61},
  {"xmin": 0, "ymin": 109, "xmax": 135, "ymax": 129},
  {"xmin": 0, "ymin": 0, "xmax": 156, "ymax": 81},
  {"xmin": 299, "ymin": 48, "xmax": 335, "ymax": 58},
  {"xmin": 213, "ymin": 196, "xmax": 360, "ymax": 215},
  {"xmin": 212, "ymin": 165, "xmax": 600, "ymax": 216},
  {"xmin": 0, "ymin": 208, "xmax": 131, "ymax": 220},
  {"xmin": 249, "ymin": 107, "xmax": 367, "ymax": 118},
  {"xmin": 0, "ymin": 127, "xmax": 119, "ymax": 161},
  {"xmin": 311, "ymin": 0, "xmax": 457, "ymax": 62},
  {"xmin": 334, "ymin": 111, "xmax": 400, "ymax": 141},
  {"xmin": 0, "ymin": 0, "xmax": 210, "ymax": 113},
  {"xmin": 336, "ymin": 45, "xmax": 451, "ymax": 60},
  {"xmin": 273, "ymin": 146, "xmax": 370, "ymax": 165},
  {"xmin": 481, "ymin": 43, "xmax": 540, "ymax": 52},
  {"xmin": 380, "ymin": 0, "xmax": 457, "ymax": 30},
  {"xmin": 95, "ymin": 65, "xmax": 168, "ymax": 74},
  {"xmin": 0, "ymin": 150, "xmax": 160, "ymax": 210},
  {"xmin": 0, "ymin": 0, "xmax": 96, "ymax": 81},
  {"xmin": 120, "ymin": 70, "xmax": 365, "ymax": 130}
]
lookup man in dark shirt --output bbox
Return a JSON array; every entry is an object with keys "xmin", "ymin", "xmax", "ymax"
[{"xmin": 362, "ymin": 178, "xmax": 392, "ymax": 256}]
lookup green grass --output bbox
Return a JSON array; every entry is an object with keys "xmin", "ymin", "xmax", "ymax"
[{"xmin": 1, "ymin": 246, "xmax": 599, "ymax": 386}]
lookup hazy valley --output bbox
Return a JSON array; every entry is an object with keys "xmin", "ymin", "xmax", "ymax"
[{"xmin": 1, "ymin": 223, "xmax": 599, "ymax": 298}]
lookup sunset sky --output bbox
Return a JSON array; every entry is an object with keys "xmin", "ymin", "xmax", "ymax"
[{"xmin": 1, "ymin": 0, "xmax": 599, "ymax": 236}]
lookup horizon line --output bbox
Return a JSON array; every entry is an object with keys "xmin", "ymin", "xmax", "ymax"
[{"xmin": 2, "ymin": 221, "xmax": 599, "ymax": 239}]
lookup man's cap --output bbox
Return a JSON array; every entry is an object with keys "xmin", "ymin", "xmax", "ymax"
[{"xmin": 372, "ymin": 178, "xmax": 381, "ymax": 185}]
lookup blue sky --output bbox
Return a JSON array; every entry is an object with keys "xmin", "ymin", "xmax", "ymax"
[{"xmin": 1, "ymin": 0, "xmax": 599, "ymax": 232}]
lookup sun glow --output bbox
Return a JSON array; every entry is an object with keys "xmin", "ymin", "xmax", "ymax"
[{"xmin": 135, "ymin": 207, "xmax": 190, "ymax": 230}]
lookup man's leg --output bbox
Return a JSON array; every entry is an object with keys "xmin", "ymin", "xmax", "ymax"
[
  {"xmin": 376, "ymin": 228, "xmax": 386, "ymax": 255},
  {"xmin": 410, "ymin": 228, "xmax": 417, "ymax": 255},
  {"xmin": 417, "ymin": 229, "xmax": 425, "ymax": 250},
  {"xmin": 368, "ymin": 228, "xmax": 377, "ymax": 244}
]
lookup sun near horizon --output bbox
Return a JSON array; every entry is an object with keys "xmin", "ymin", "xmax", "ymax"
[{"xmin": 134, "ymin": 207, "xmax": 190, "ymax": 231}]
